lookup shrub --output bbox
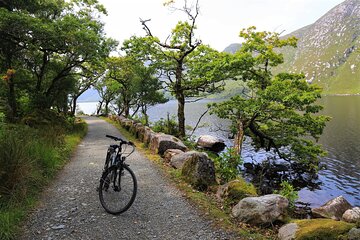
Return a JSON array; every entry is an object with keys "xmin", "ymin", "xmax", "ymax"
[
  {"xmin": 152, "ymin": 113, "xmax": 179, "ymax": 137},
  {"xmin": 274, "ymin": 181, "xmax": 299, "ymax": 209},
  {"xmin": 213, "ymin": 148, "xmax": 243, "ymax": 184}
]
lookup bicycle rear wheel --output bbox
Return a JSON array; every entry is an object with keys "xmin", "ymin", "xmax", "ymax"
[{"xmin": 99, "ymin": 165, "xmax": 137, "ymax": 214}]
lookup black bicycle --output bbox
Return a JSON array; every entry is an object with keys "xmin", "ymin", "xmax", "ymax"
[{"xmin": 98, "ymin": 134, "xmax": 137, "ymax": 214}]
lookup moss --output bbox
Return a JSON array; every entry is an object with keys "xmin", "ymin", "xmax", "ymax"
[
  {"xmin": 225, "ymin": 178, "xmax": 258, "ymax": 205},
  {"xmin": 294, "ymin": 219, "xmax": 355, "ymax": 240}
]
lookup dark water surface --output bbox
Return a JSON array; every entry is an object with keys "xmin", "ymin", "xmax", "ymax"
[{"xmin": 147, "ymin": 96, "xmax": 360, "ymax": 207}]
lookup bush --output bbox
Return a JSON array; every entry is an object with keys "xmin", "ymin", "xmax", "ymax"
[
  {"xmin": 274, "ymin": 181, "xmax": 299, "ymax": 209},
  {"xmin": 152, "ymin": 113, "xmax": 179, "ymax": 137},
  {"xmin": 213, "ymin": 148, "xmax": 243, "ymax": 184}
]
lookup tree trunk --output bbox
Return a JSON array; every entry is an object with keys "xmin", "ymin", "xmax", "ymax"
[
  {"xmin": 234, "ymin": 120, "xmax": 245, "ymax": 154},
  {"xmin": 96, "ymin": 100, "xmax": 103, "ymax": 115},
  {"xmin": 177, "ymin": 92, "xmax": 185, "ymax": 138},
  {"xmin": 142, "ymin": 105, "xmax": 149, "ymax": 126},
  {"xmin": 175, "ymin": 61, "xmax": 186, "ymax": 138},
  {"xmin": 71, "ymin": 96, "xmax": 78, "ymax": 116},
  {"xmin": 8, "ymin": 77, "xmax": 17, "ymax": 122}
]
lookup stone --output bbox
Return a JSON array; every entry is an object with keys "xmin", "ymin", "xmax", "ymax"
[
  {"xmin": 294, "ymin": 219, "xmax": 354, "ymax": 239},
  {"xmin": 232, "ymin": 194, "xmax": 289, "ymax": 225},
  {"xmin": 348, "ymin": 228, "xmax": 360, "ymax": 240},
  {"xmin": 135, "ymin": 124, "xmax": 146, "ymax": 141},
  {"xmin": 143, "ymin": 127, "xmax": 154, "ymax": 145},
  {"xmin": 312, "ymin": 196, "xmax": 352, "ymax": 220},
  {"xmin": 170, "ymin": 151, "xmax": 205, "ymax": 169},
  {"xmin": 278, "ymin": 223, "xmax": 298, "ymax": 240},
  {"xmin": 343, "ymin": 207, "xmax": 360, "ymax": 223},
  {"xmin": 181, "ymin": 152, "xmax": 216, "ymax": 191},
  {"xmin": 216, "ymin": 179, "xmax": 257, "ymax": 206},
  {"xmin": 149, "ymin": 133, "xmax": 187, "ymax": 156},
  {"xmin": 196, "ymin": 135, "xmax": 226, "ymax": 152},
  {"xmin": 163, "ymin": 149, "xmax": 185, "ymax": 163}
]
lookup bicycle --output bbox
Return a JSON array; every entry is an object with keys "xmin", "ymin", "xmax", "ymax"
[{"xmin": 98, "ymin": 134, "xmax": 137, "ymax": 214}]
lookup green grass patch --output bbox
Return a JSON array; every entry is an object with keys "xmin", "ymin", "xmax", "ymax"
[{"xmin": 0, "ymin": 118, "xmax": 87, "ymax": 240}]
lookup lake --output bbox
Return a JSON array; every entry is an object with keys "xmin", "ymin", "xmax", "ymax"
[{"xmin": 78, "ymin": 95, "xmax": 360, "ymax": 207}]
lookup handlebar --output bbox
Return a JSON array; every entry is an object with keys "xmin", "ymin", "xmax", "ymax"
[{"xmin": 106, "ymin": 135, "xmax": 135, "ymax": 146}]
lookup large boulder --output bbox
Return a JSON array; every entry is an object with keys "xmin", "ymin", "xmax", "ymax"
[
  {"xmin": 143, "ymin": 127, "xmax": 154, "ymax": 145},
  {"xmin": 181, "ymin": 152, "xmax": 216, "ymax": 191},
  {"xmin": 149, "ymin": 133, "xmax": 187, "ymax": 156},
  {"xmin": 170, "ymin": 151, "xmax": 206, "ymax": 169},
  {"xmin": 343, "ymin": 207, "xmax": 360, "ymax": 223},
  {"xmin": 163, "ymin": 149, "xmax": 185, "ymax": 164},
  {"xmin": 196, "ymin": 135, "xmax": 226, "ymax": 152},
  {"xmin": 216, "ymin": 179, "xmax": 257, "ymax": 206},
  {"xmin": 232, "ymin": 194, "xmax": 288, "ymax": 225},
  {"xmin": 135, "ymin": 124, "xmax": 146, "ymax": 141},
  {"xmin": 278, "ymin": 219, "xmax": 355, "ymax": 240},
  {"xmin": 312, "ymin": 196, "xmax": 352, "ymax": 220}
]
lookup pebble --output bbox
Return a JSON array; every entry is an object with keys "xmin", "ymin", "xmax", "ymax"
[{"xmin": 51, "ymin": 225, "xmax": 65, "ymax": 230}]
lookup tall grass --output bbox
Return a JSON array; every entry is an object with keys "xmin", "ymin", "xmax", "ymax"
[{"xmin": 0, "ymin": 119, "xmax": 87, "ymax": 240}]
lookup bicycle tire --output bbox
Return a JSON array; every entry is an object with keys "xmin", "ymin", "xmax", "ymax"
[{"xmin": 99, "ymin": 165, "xmax": 137, "ymax": 214}]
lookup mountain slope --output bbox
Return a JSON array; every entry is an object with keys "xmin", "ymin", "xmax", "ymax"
[
  {"xmin": 277, "ymin": 0, "xmax": 360, "ymax": 94},
  {"xmin": 223, "ymin": 0, "xmax": 360, "ymax": 95}
]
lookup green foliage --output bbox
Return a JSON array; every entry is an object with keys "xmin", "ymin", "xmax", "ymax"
[
  {"xmin": 210, "ymin": 27, "xmax": 330, "ymax": 173},
  {"xmin": 274, "ymin": 181, "xmax": 299, "ymax": 209},
  {"xmin": 0, "ymin": 117, "xmax": 87, "ymax": 239},
  {"xmin": 214, "ymin": 148, "xmax": 243, "ymax": 184},
  {"xmin": 103, "ymin": 55, "xmax": 167, "ymax": 118},
  {"xmin": 122, "ymin": 5, "xmax": 231, "ymax": 137},
  {"xmin": 0, "ymin": 0, "xmax": 116, "ymax": 119},
  {"xmin": 151, "ymin": 113, "xmax": 180, "ymax": 137}
]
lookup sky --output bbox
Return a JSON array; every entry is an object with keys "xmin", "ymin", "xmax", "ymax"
[{"xmin": 98, "ymin": 0, "xmax": 345, "ymax": 51}]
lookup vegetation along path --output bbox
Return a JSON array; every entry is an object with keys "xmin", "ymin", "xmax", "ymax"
[{"xmin": 21, "ymin": 116, "xmax": 237, "ymax": 240}]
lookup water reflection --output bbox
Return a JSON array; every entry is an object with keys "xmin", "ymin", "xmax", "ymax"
[{"xmin": 147, "ymin": 96, "xmax": 360, "ymax": 207}]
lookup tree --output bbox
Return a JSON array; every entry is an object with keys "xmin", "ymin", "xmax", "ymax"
[
  {"xmin": 122, "ymin": 0, "xmax": 228, "ymax": 138},
  {"xmin": 69, "ymin": 63, "xmax": 105, "ymax": 116},
  {"xmin": 210, "ymin": 27, "xmax": 330, "ymax": 173},
  {"xmin": 105, "ymin": 55, "xmax": 167, "ymax": 120},
  {"xmin": 0, "ymin": 0, "xmax": 116, "ymax": 120}
]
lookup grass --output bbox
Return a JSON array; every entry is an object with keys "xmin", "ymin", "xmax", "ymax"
[
  {"xmin": 0, "ymin": 119, "xmax": 87, "ymax": 240},
  {"xmin": 103, "ymin": 116, "xmax": 276, "ymax": 240}
]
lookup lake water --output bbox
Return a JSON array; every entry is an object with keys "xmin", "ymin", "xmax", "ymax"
[{"xmin": 78, "ymin": 96, "xmax": 360, "ymax": 207}]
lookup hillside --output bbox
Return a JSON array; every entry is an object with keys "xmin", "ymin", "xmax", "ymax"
[{"xmin": 223, "ymin": 0, "xmax": 360, "ymax": 95}]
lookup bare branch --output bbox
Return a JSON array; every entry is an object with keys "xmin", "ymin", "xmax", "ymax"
[{"xmin": 188, "ymin": 108, "xmax": 209, "ymax": 138}]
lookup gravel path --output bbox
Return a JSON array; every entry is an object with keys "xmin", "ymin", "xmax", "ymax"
[{"xmin": 21, "ymin": 116, "xmax": 239, "ymax": 240}]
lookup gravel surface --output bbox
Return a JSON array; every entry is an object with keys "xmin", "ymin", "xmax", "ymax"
[{"xmin": 20, "ymin": 116, "xmax": 239, "ymax": 240}]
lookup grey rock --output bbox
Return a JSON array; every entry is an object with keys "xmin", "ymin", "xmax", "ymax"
[
  {"xmin": 348, "ymin": 228, "xmax": 360, "ymax": 240},
  {"xmin": 278, "ymin": 223, "xmax": 298, "ymax": 240},
  {"xmin": 170, "ymin": 151, "xmax": 204, "ymax": 169},
  {"xmin": 312, "ymin": 195, "xmax": 352, "ymax": 220},
  {"xmin": 150, "ymin": 133, "xmax": 187, "ymax": 156},
  {"xmin": 163, "ymin": 149, "xmax": 185, "ymax": 163},
  {"xmin": 343, "ymin": 207, "xmax": 360, "ymax": 223},
  {"xmin": 232, "ymin": 194, "xmax": 289, "ymax": 225},
  {"xmin": 197, "ymin": 135, "xmax": 226, "ymax": 152},
  {"xmin": 181, "ymin": 152, "xmax": 216, "ymax": 191}
]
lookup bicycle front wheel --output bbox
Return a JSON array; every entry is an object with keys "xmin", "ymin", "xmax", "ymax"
[{"xmin": 99, "ymin": 165, "xmax": 137, "ymax": 214}]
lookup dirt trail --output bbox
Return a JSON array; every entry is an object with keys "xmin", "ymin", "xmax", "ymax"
[{"xmin": 21, "ymin": 116, "xmax": 237, "ymax": 240}]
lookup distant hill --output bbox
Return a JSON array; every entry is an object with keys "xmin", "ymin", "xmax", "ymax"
[
  {"xmin": 223, "ymin": 0, "xmax": 360, "ymax": 95},
  {"xmin": 223, "ymin": 43, "xmax": 242, "ymax": 54}
]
